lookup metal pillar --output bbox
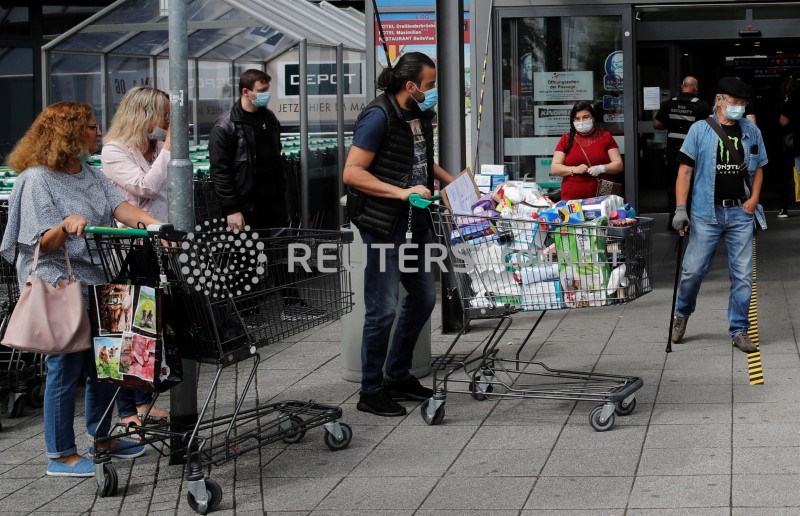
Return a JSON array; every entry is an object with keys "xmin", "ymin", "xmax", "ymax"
[
  {"xmin": 299, "ymin": 39, "xmax": 309, "ymax": 229},
  {"xmin": 336, "ymin": 43, "xmax": 345, "ymax": 227},
  {"xmin": 165, "ymin": 0, "xmax": 197, "ymax": 464},
  {"xmin": 436, "ymin": 0, "xmax": 466, "ymax": 334}
]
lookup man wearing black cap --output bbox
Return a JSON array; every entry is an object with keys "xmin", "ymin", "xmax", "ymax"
[{"xmin": 670, "ymin": 76, "xmax": 768, "ymax": 354}]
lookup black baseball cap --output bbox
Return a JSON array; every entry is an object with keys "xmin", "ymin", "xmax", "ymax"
[{"xmin": 717, "ymin": 76, "xmax": 752, "ymax": 100}]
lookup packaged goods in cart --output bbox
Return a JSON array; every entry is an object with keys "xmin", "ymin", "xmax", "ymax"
[
  {"xmin": 521, "ymin": 279, "xmax": 563, "ymax": 310},
  {"xmin": 555, "ymin": 217, "xmax": 611, "ymax": 308},
  {"xmin": 555, "ymin": 195, "xmax": 624, "ymax": 221}
]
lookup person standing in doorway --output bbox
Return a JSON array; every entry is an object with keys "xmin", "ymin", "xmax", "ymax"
[
  {"xmin": 343, "ymin": 52, "xmax": 455, "ymax": 417},
  {"xmin": 654, "ymin": 76, "xmax": 711, "ymax": 230},
  {"xmin": 780, "ymin": 73, "xmax": 800, "ymax": 210},
  {"xmin": 210, "ymin": 69, "xmax": 287, "ymax": 231},
  {"xmin": 670, "ymin": 77, "xmax": 767, "ymax": 353}
]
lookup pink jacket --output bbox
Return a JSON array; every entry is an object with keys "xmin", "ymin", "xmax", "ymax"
[{"xmin": 100, "ymin": 140, "xmax": 170, "ymax": 222}]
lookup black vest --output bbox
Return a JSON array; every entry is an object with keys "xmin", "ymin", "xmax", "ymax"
[
  {"xmin": 658, "ymin": 92, "xmax": 711, "ymax": 154},
  {"xmin": 347, "ymin": 93, "xmax": 436, "ymax": 240}
]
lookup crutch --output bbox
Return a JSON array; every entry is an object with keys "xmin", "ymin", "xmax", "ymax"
[{"xmin": 666, "ymin": 230, "xmax": 686, "ymax": 353}]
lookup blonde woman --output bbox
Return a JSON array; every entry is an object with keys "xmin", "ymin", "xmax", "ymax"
[
  {"xmin": 0, "ymin": 102, "xmax": 160, "ymax": 476},
  {"xmin": 101, "ymin": 86, "xmax": 171, "ymax": 426},
  {"xmin": 102, "ymin": 86, "xmax": 171, "ymax": 222}
]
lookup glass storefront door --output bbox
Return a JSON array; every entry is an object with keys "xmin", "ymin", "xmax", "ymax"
[{"xmin": 497, "ymin": 7, "xmax": 633, "ymax": 194}]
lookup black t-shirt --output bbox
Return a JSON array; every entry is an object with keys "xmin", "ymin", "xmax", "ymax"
[
  {"xmin": 679, "ymin": 122, "xmax": 746, "ymax": 203},
  {"xmin": 655, "ymin": 92, "xmax": 711, "ymax": 154},
  {"xmin": 241, "ymin": 108, "xmax": 281, "ymax": 200}
]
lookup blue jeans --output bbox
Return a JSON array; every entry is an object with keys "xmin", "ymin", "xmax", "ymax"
[
  {"xmin": 675, "ymin": 205, "xmax": 754, "ymax": 338},
  {"xmin": 116, "ymin": 388, "xmax": 153, "ymax": 418},
  {"xmin": 360, "ymin": 214, "xmax": 436, "ymax": 394},
  {"xmin": 44, "ymin": 349, "xmax": 114, "ymax": 458}
]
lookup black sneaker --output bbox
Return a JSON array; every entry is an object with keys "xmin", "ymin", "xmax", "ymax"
[
  {"xmin": 384, "ymin": 376, "xmax": 433, "ymax": 401},
  {"xmin": 356, "ymin": 389, "xmax": 407, "ymax": 417}
]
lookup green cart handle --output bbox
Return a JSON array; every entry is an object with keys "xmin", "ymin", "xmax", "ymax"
[
  {"xmin": 84, "ymin": 226, "xmax": 150, "ymax": 237},
  {"xmin": 408, "ymin": 193, "xmax": 442, "ymax": 209}
]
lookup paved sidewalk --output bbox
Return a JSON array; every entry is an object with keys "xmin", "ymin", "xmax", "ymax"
[{"xmin": 1, "ymin": 213, "xmax": 799, "ymax": 515}]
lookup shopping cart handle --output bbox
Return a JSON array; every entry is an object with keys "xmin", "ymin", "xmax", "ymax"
[
  {"xmin": 408, "ymin": 193, "xmax": 442, "ymax": 209},
  {"xmin": 84, "ymin": 223, "xmax": 185, "ymax": 241}
]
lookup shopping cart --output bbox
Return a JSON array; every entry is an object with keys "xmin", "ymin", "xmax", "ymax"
[
  {"xmin": 193, "ymin": 171, "xmax": 223, "ymax": 224},
  {"xmin": 85, "ymin": 224, "xmax": 354, "ymax": 514},
  {"xmin": 409, "ymin": 194, "xmax": 651, "ymax": 431},
  {"xmin": 0, "ymin": 199, "xmax": 46, "ymax": 425}
]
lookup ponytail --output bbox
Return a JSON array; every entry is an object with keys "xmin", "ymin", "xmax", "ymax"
[{"xmin": 375, "ymin": 51, "xmax": 436, "ymax": 94}]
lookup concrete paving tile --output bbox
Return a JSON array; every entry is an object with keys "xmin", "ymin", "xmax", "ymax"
[
  {"xmin": 663, "ymin": 354, "xmax": 732, "ymax": 373},
  {"xmin": 732, "ymin": 474, "xmax": 800, "ymax": 507},
  {"xmin": 644, "ymin": 423, "xmax": 730, "ymax": 448},
  {"xmin": 420, "ymin": 511, "xmax": 518, "ymax": 516},
  {"xmin": 522, "ymin": 511, "xmax": 625, "ymax": 516},
  {"xmin": 398, "ymin": 398, "xmax": 496, "ymax": 427},
  {"xmin": 482, "ymin": 399, "xmax": 573, "ymax": 426},
  {"xmin": 627, "ymin": 509, "xmax": 729, "ymax": 516},
  {"xmin": 350, "ymin": 446, "xmax": 460, "ymax": 477},
  {"xmin": 466, "ymin": 424, "xmax": 561, "ymax": 450},
  {"xmin": 262, "ymin": 447, "xmax": 366, "ymax": 478},
  {"xmin": 733, "ymin": 446, "xmax": 800, "ymax": 474},
  {"xmin": 655, "ymin": 384, "xmax": 732, "ymax": 404},
  {"xmin": 628, "ymin": 475, "xmax": 730, "ymax": 508},
  {"xmin": 420, "ymin": 476, "xmax": 533, "ymax": 511},
  {"xmin": 311, "ymin": 511, "xmax": 412, "ymax": 516},
  {"xmin": 637, "ymin": 447, "xmax": 730, "ymax": 475},
  {"xmin": 649, "ymin": 403, "xmax": 731, "ymax": 425},
  {"xmin": 554, "ymin": 424, "xmax": 647, "ymax": 451},
  {"xmin": 734, "ymin": 383, "xmax": 800, "ymax": 403},
  {"xmin": 526, "ymin": 476, "xmax": 633, "ymax": 510},
  {"xmin": 732, "ymin": 509, "xmax": 800, "ymax": 516},
  {"xmin": 734, "ymin": 422, "xmax": 800, "ymax": 447},
  {"xmin": 540, "ymin": 445, "xmax": 640, "ymax": 477},
  {"xmin": 261, "ymin": 477, "xmax": 343, "ymax": 512},
  {"xmin": 446, "ymin": 448, "xmax": 549, "ymax": 477},
  {"xmin": 734, "ymin": 401, "xmax": 800, "ymax": 423},
  {"xmin": 315, "ymin": 476, "xmax": 437, "ymax": 511},
  {"xmin": 659, "ymin": 368, "xmax": 733, "ymax": 385},
  {"xmin": 380, "ymin": 424, "xmax": 477, "ymax": 449}
]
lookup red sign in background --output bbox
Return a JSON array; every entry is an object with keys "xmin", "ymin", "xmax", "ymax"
[{"xmin": 374, "ymin": 18, "xmax": 470, "ymax": 46}]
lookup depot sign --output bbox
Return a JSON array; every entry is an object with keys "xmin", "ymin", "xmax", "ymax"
[{"xmin": 280, "ymin": 61, "xmax": 365, "ymax": 97}]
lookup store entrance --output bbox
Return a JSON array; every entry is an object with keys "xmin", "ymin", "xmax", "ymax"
[{"xmin": 637, "ymin": 39, "xmax": 800, "ymax": 213}]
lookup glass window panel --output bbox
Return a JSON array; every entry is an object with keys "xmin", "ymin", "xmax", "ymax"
[
  {"xmin": 50, "ymin": 53, "xmax": 103, "ymax": 125},
  {"xmin": 114, "ymin": 30, "xmax": 170, "ymax": 55},
  {"xmin": 187, "ymin": 28, "xmax": 241, "ymax": 58},
  {"xmin": 500, "ymin": 15, "xmax": 623, "ymax": 185},
  {"xmin": 0, "ymin": 47, "xmax": 34, "ymax": 159},
  {"xmin": 638, "ymin": 7, "xmax": 745, "ymax": 22},
  {"xmin": 188, "ymin": 0, "xmax": 234, "ymax": 22},
  {"xmin": 0, "ymin": 7, "xmax": 30, "ymax": 36},
  {"xmin": 57, "ymin": 32, "xmax": 131, "ymax": 52},
  {"xmin": 94, "ymin": 0, "xmax": 163, "ymax": 25},
  {"xmin": 753, "ymin": 4, "xmax": 800, "ymax": 19},
  {"xmin": 197, "ymin": 61, "xmax": 233, "ymax": 136},
  {"xmin": 108, "ymin": 57, "xmax": 153, "ymax": 115}
]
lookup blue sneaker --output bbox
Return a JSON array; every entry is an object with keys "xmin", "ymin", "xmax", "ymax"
[
  {"xmin": 47, "ymin": 457, "xmax": 94, "ymax": 477},
  {"xmin": 88, "ymin": 439, "xmax": 146, "ymax": 459}
]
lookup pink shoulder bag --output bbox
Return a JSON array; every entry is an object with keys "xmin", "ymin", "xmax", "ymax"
[{"xmin": 1, "ymin": 242, "xmax": 91, "ymax": 354}]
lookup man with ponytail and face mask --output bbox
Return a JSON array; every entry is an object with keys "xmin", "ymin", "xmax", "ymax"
[
  {"xmin": 670, "ymin": 77, "xmax": 768, "ymax": 354},
  {"xmin": 210, "ymin": 69, "xmax": 286, "ymax": 231},
  {"xmin": 343, "ymin": 52, "xmax": 455, "ymax": 417},
  {"xmin": 550, "ymin": 101, "xmax": 624, "ymax": 201}
]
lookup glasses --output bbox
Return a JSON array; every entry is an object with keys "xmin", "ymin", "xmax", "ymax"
[
  {"xmin": 722, "ymin": 96, "xmax": 747, "ymax": 107},
  {"xmin": 87, "ymin": 124, "xmax": 101, "ymax": 133}
]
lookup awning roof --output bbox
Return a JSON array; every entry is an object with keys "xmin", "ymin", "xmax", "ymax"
[{"xmin": 43, "ymin": 0, "xmax": 365, "ymax": 60}]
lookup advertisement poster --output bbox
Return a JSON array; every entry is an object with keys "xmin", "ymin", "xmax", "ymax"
[
  {"xmin": 533, "ymin": 71, "xmax": 593, "ymax": 102},
  {"xmin": 534, "ymin": 105, "xmax": 574, "ymax": 136}
]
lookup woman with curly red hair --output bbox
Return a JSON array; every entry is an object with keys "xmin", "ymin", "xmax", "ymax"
[{"xmin": 1, "ymin": 102, "xmax": 162, "ymax": 477}]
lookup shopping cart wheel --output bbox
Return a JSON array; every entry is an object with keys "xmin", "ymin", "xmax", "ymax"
[
  {"xmin": 97, "ymin": 462, "xmax": 118, "ymax": 497},
  {"xmin": 420, "ymin": 399, "xmax": 445, "ymax": 426},
  {"xmin": 614, "ymin": 398, "xmax": 636, "ymax": 417},
  {"xmin": 26, "ymin": 383, "xmax": 44, "ymax": 409},
  {"xmin": 280, "ymin": 415, "xmax": 306, "ymax": 444},
  {"xmin": 323, "ymin": 423, "xmax": 352, "ymax": 451},
  {"xmin": 589, "ymin": 405, "xmax": 615, "ymax": 432},
  {"xmin": 469, "ymin": 379, "xmax": 494, "ymax": 401},
  {"xmin": 186, "ymin": 478, "xmax": 222, "ymax": 514},
  {"xmin": 9, "ymin": 395, "xmax": 25, "ymax": 418}
]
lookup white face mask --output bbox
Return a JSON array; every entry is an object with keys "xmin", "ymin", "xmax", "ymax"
[
  {"xmin": 573, "ymin": 120, "xmax": 594, "ymax": 134},
  {"xmin": 147, "ymin": 126, "xmax": 167, "ymax": 141}
]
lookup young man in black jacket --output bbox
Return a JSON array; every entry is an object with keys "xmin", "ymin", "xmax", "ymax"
[
  {"xmin": 210, "ymin": 69, "xmax": 286, "ymax": 231},
  {"xmin": 344, "ymin": 52, "xmax": 455, "ymax": 417}
]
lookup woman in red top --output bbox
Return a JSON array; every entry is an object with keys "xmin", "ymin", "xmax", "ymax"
[{"xmin": 550, "ymin": 101, "xmax": 623, "ymax": 201}]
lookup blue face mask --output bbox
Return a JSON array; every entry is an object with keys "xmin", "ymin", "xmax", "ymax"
[
  {"xmin": 413, "ymin": 85, "xmax": 438, "ymax": 111},
  {"xmin": 723, "ymin": 104, "xmax": 745, "ymax": 120},
  {"xmin": 251, "ymin": 91, "xmax": 270, "ymax": 108}
]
